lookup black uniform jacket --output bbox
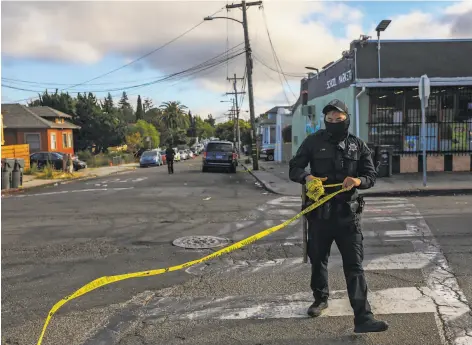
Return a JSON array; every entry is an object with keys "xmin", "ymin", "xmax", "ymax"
[{"xmin": 289, "ymin": 130, "xmax": 377, "ymax": 202}]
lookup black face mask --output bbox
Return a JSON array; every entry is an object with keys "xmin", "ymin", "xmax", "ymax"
[{"xmin": 324, "ymin": 117, "xmax": 350, "ymax": 142}]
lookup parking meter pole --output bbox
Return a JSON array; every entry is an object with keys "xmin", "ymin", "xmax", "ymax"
[{"xmin": 419, "ymin": 75, "xmax": 430, "ymax": 187}]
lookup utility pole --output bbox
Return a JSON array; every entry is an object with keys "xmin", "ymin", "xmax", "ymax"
[
  {"xmin": 227, "ymin": 73, "xmax": 244, "ymax": 156},
  {"xmin": 226, "ymin": 0, "xmax": 261, "ymax": 170}
]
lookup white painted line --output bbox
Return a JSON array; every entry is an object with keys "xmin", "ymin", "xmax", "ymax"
[
  {"xmin": 71, "ymin": 188, "xmax": 108, "ymax": 192},
  {"xmin": 384, "ymin": 230, "xmax": 419, "ymax": 237},
  {"xmin": 186, "ymin": 252, "xmax": 433, "ymax": 275},
  {"xmin": 410, "ymin": 217, "xmax": 472, "ymax": 344},
  {"xmin": 112, "ymin": 187, "xmax": 134, "ymax": 191},
  {"xmin": 363, "ymin": 216, "xmax": 423, "ymax": 223},
  {"xmin": 158, "ymin": 287, "xmax": 435, "ymax": 321}
]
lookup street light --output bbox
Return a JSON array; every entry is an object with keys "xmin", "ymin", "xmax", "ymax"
[
  {"xmin": 204, "ymin": 16, "xmax": 243, "ymax": 25},
  {"xmin": 305, "ymin": 66, "xmax": 319, "ymax": 79},
  {"xmin": 204, "ymin": 1, "xmax": 262, "ymax": 171},
  {"xmin": 375, "ymin": 19, "xmax": 391, "ymax": 80}
]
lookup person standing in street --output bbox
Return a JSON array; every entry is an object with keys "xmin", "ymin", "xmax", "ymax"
[
  {"xmin": 289, "ymin": 99, "xmax": 388, "ymax": 333},
  {"xmin": 165, "ymin": 146, "xmax": 175, "ymax": 174}
]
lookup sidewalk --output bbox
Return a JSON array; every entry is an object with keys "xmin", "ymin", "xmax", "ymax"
[
  {"xmin": 240, "ymin": 159, "xmax": 472, "ymax": 197},
  {"xmin": 2, "ymin": 163, "xmax": 138, "ymax": 195}
]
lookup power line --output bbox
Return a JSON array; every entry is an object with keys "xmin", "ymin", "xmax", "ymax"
[
  {"xmin": 252, "ymin": 52, "xmax": 305, "ymax": 78},
  {"xmin": 5, "ymin": 44, "xmax": 246, "ymax": 102},
  {"xmin": 61, "ymin": 6, "xmax": 225, "ymax": 92},
  {"xmin": 260, "ymin": 5, "xmax": 297, "ymax": 102}
]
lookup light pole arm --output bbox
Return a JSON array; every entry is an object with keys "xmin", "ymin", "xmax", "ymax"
[{"xmin": 204, "ymin": 16, "xmax": 243, "ymax": 25}]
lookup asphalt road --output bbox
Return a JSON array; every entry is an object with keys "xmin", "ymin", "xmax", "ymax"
[
  {"xmin": 1, "ymin": 159, "xmax": 273, "ymax": 345},
  {"xmin": 2, "ymin": 161, "xmax": 472, "ymax": 345}
]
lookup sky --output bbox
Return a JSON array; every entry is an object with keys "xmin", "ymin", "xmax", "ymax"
[{"xmin": 1, "ymin": 0, "xmax": 472, "ymax": 123}]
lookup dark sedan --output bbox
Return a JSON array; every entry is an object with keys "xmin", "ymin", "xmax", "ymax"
[{"xmin": 30, "ymin": 152, "xmax": 87, "ymax": 171}]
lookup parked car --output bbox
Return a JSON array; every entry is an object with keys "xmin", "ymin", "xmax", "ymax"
[
  {"xmin": 260, "ymin": 148, "xmax": 275, "ymax": 161},
  {"xmin": 160, "ymin": 150, "xmax": 167, "ymax": 165},
  {"xmin": 139, "ymin": 150, "xmax": 163, "ymax": 168},
  {"xmin": 179, "ymin": 150, "xmax": 188, "ymax": 160},
  {"xmin": 202, "ymin": 140, "xmax": 237, "ymax": 173},
  {"xmin": 30, "ymin": 152, "xmax": 87, "ymax": 171},
  {"xmin": 186, "ymin": 149, "xmax": 194, "ymax": 159},
  {"xmin": 57, "ymin": 152, "xmax": 87, "ymax": 170},
  {"xmin": 173, "ymin": 148, "xmax": 181, "ymax": 162}
]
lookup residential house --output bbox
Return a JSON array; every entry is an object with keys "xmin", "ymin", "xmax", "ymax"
[
  {"xmin": 256, "ymin": 106, "xmax": 293, "ymax": 162},
  {"xmin": 1, "ymin": 104, "xmax": 80, "ymax": 154},
  {"xmin": 291, "ymin": 38, "xmax": 472, "ymax": 173}
]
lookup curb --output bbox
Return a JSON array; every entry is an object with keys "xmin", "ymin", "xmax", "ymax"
[
  {"xmin": 240, "ymin": 161, "xmax": 472, "ymax": 198},
  {"xmin": 240, "ymin": 161, "xmax": 284, "ymax": 195},
  {"xmin": 361, "ymin": 188, "xmax": 472, "ymax": 198},
  {"xmin": 1, "ymin": 167, "xmax": 137, "ymax": 196}
]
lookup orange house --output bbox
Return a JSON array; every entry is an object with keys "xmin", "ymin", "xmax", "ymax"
[{"xmin": 1, "ymin": 104, "xmax": 80, "ymax": 154}]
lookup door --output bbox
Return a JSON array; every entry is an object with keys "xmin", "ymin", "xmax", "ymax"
[{"xmin": 25, "ymin": 133, "xmax": 41, "ymax": 152}]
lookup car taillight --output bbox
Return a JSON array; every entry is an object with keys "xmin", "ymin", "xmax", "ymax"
[{"xmin": 203, "ymin": 152, "xmax": 207, "ymax": 158}]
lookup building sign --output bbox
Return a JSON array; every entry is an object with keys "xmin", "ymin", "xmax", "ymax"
[{"xmin": 326, "ymin": 70, "xmax": 353, "ymax": 90}]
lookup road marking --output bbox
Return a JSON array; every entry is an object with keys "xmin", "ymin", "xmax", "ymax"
[
  {"xmin": 185, "ymin": 252, "xmax": 433, "ymax": 275},
  {"xmin": 5, "ymin": 187, "xmax": 134, "ymax": 198},
  {"xmin": 148, "ymin": 287, "xmax": 436, "ymax": 321}
]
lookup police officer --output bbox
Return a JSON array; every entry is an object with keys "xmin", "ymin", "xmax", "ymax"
[
  {"xmin": 165, "ymin": 146, "xmax": 175, "ymax": 174},
  {"xmin": 289, "ymin": 99, "xmax": 388, "ymax": 333}
]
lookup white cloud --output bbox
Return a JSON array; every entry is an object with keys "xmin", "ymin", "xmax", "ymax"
[{"xmin": 2, "ymin": 0, "xmax": 471, "ymax": 116}]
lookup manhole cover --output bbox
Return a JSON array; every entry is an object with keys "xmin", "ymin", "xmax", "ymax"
[{"xmin": 173, "ymin": 236, "xmax": 231, "ymax": 249}]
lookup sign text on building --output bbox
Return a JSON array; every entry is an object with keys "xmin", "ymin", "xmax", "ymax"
[{"xmin": 326, "ymin": 70, "xmax": 353, "ymax": 90}]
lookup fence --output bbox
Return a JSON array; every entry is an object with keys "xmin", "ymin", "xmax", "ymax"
[
  {"xmin": 367, "ymin": 86, "xmax": 472, "ymax": 156},
  {"xmin": 1, "ymin": 144, "xmax": 30, "ymax": 169}
]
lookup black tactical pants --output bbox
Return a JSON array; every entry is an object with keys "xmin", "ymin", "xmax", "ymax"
[
  {"xmin": 167, "ymin": 159, "xmax": 174, "ymax": 174},
  {"xmin": 306, "ymin": 202, "xmax": 373, "ymax": 324}
]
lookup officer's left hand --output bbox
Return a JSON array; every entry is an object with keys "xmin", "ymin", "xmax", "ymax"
[{"xmin": 342, "ymin": 176, "xmax": 361, "ymax": 190}]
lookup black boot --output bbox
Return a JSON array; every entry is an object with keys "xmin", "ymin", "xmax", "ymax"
[
  {"xmin": 307, "ymin": 301, "xmax": 328, "ymax": 317},
  {"xmin": 354, "ymin": 318, "xmax": 389, "ymax": 333}
]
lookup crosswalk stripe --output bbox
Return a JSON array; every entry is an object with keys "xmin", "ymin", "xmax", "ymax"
[{"xmin": 149, "ymin": 287, "xmax": 436, "ymax": 321}]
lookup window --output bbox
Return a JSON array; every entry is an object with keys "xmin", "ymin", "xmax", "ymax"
[
  {"xmin": 25, "ymin": 133, "xmax": 41, "ymax": 152},
  {"xmin": 62, "ymin": 133, "xmax": 72, "ymax": 148},
  {"xmin": 206, "ymin": 143, "xmax": 233, "ymax": 152},
  {"xmin": 50, "ymin": 133, "xmax": 57, "ymax": 150},
  {"xmin": 368, "ymin": 86, "xmax": 472, "ymax": 154}
]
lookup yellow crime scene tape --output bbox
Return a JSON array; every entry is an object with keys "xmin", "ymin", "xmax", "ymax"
[{"xmin": 36, "ymin": 179, "xmax": 346, "ymax": 345}]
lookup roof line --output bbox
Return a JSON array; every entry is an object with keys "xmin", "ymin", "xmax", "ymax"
[
  {"xmin": 355, "ymin": 38, "xmax": 472, "ymax": 44},
  {"xmin": 21, "ymin": 105, "xmax": 55, "ymax": 128}
]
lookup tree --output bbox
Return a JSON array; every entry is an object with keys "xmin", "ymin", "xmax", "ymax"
[
  {"xmin": 118, "ymin": 91, "xmax": 131, "ymax": 109},
  {"xmin": 159, "ymin": 101, "xmax": 189, "ymax": 129},
  {"xmin": 143, "ymin": 98, "xmax": 153, "ymax": 113},
  {"xmin": 131, "ymin": 120, "xmax": 160, "ymax": 149},
  {"xmin": 204, "ymin": 114, "xmax": 216, "ymax": 127},
  {"xmin": 102, "ymin": 93, "xmax": 114, "ymax": 114},
  {"xmin": 136, "ymin": 95, "xmax": 144, "ymax": 121},
  {"xmin": 126, "ymin": 132, "xmax": 142, "ymax": 155},
  {"xmin": 195, "ymin": 116, "xmax": 215, "ymax": 139}
]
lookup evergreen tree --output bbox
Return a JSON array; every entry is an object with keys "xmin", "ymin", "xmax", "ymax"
[
  {"xmin": 118, "ymin": 91, "xmax": 131, "ymax": 109},
  {"xmin": 102, "ymin": 93, "xmax": 114, "ymax": 114},
  {"xmin": 136, "ymin": 95, "xmax": 144, "ymax": 121}
]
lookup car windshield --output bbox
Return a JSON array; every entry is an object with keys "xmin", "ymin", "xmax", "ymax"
[
  {"xmin": 142, "ymin": 151, "xmax": 157, "ymax": 157},
  {"xmin": 206, "ymin": 143, "xmax": 233, "ymax": 152}
]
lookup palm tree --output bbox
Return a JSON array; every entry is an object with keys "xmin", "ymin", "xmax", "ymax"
[{"xmin": 159, "ymin": 101, "xmax": 189, "ymax": 129}]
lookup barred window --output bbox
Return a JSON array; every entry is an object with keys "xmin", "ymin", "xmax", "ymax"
[{"xmin": 367, "ymin": 86, "xmax": 472, "ymax": 154}]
